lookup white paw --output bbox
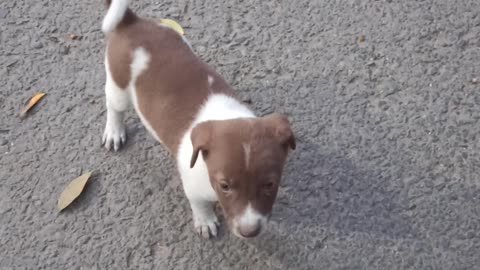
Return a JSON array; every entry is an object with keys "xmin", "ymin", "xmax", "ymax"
[
  {"xmin": 194, "ymin": 214, "xmax": 219, "ymax": 239},
  {"xmin": 102, "ymin": 120, "xmax": 126, "ymax": 151}
]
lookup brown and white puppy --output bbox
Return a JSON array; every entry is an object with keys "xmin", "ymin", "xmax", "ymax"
[{"xmin": 101, "ymin": 0, "xmax": 295, "ymax": 238}]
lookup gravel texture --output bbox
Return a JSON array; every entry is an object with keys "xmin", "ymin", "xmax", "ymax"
[{"xmin": 1, "ymin": 0, "xmax": 480, "ymax": 269}]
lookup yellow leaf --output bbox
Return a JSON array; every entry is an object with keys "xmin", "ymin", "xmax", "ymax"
[
  {"xmin": 20, "ymin": 92, "xmax": 46, "ymax": 118},
  {"xmin": 57, "ymin": 171, "xmax": 92, "ymax": 211},
  {"xmin": 159, "ymin": 18, "xmax": 184, "ymax": 35}
]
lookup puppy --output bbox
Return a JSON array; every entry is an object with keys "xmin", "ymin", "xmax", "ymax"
[{"xmin": 101, "ymin": 0, "xmax": 295, "ymax": 238}]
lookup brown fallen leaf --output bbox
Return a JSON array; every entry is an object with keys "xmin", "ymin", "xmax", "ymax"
[
  {"xmin": 57, "ymin": 171, "xmax": 92, "ymax": 211},
  {"xmin": 20, "ymin": 92, "xmax": 46, "ymax": 118}
]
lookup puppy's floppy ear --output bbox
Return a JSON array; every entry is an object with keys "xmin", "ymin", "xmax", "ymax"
[
  {"xmin": 190, "ymin": 121, "xmax": 213, "ymax": 168},
  {"xmin": 264, "ymin": 113, "xmax": 296, "ymax": 150}
]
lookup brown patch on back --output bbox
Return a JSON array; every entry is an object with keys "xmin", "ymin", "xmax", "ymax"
[
  {"xmin": 106, "ymin": 15, "xmax": 234, "ymax": 154},
  {"xmin": 106, "ymin": 9, "xmax": 138, "ymax": 89}
]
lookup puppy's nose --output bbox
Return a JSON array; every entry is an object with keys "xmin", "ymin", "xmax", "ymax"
[{"xmin": 238, "ymin": 222, "xmax": 261, "ymax": 238}]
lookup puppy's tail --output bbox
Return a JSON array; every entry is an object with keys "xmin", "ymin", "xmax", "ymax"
[{"xmin": 102, "ymin": 0, "xmax": 131, "ymax": 33}]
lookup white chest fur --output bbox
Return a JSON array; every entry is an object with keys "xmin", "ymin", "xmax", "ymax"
[{"xmin": 176, "ymin": 94, "xmax": 255, "ymax": 202}]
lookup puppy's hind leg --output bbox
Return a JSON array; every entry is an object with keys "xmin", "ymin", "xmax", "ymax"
[{"xmin": 102, "ymin": 60, "xmax": 129, "ymax": 151}]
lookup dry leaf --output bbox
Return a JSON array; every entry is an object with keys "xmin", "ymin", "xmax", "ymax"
[
  {"xmin": 57, "ymin": 171, "xmax": 92, "ymax": 211},
  {"xmin": 159, "ymin": 18, "xmax": 184, "ymax": 35},
  {"xmin": 20, "ymin": 92, "xmax": 46, "ymax": 118}
]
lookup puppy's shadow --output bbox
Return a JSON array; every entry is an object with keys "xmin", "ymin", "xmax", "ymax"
[
  {"xmin": 249, "ymin": 141, "xmax": 418, "ymax": 268},
  {"xmin": 278, "ymin": 142, "xmax": 416, "ymax": 238}
]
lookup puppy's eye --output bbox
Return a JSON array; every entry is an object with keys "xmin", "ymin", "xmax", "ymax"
[{"xmin": 220, "ymin": 183, "xmax": 230, "ymax": 192}]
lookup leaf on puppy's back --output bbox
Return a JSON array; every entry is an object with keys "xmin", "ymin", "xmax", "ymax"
[
  {"xmin": 57, "ymin": 171, "xmax": 92, "ymax": 211},
  {"xmin": 20, "ymin": 92, "xmax": 46, "ymax": 118},
  {"xmin": 159, "ymin": 18, "xmax": 184, "ymax": 35}
]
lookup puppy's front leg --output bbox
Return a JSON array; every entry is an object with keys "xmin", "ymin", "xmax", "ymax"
[{"xmin": 190, "ymin": 200, "xmax": 219, "ymax": 238}]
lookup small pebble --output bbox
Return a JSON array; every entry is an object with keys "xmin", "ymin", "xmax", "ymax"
[
  {"xmin": 33, "ymin": 42, "xmax": 43, "ymax": 49},
  {"xmin": 59, "ymin": 45, "xmax": 69, "ymax": 55},
  {"xmin": 0, "ymin": 9, "xmax": 8, "ymax": 18},
  {"xmin": 144, "ymin": 188, "xmax": 153, "ymax": 197},
  {"xmin": 196, "ymin": 46, "xmax": 206, "ymax": 53},
  {"xmin": 242, "ymin": 98, "xmax": 252, "ymax": 104}
]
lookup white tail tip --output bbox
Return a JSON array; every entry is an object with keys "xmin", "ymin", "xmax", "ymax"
[{"xmin": 102, "ymin": 0, "xmax": 129, "ymax": 33}]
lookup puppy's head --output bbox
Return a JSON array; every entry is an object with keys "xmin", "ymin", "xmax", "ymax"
[{"xmin": 190, "ymin": 113, "xmax": 295, "ymax": 238}]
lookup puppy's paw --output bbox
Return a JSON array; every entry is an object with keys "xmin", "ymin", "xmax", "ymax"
[
  {"xmin": 194, "ymin": 214, "xmax": 219, "ymax": 239},
  {"xmin": 102, "ymin": 120, "xmax": 126, "ymax": 151}
]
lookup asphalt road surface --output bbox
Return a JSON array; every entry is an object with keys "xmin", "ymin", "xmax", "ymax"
[{"xmin": 1, "ymin": 0, "xmax": 479, "ymax": 269}]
